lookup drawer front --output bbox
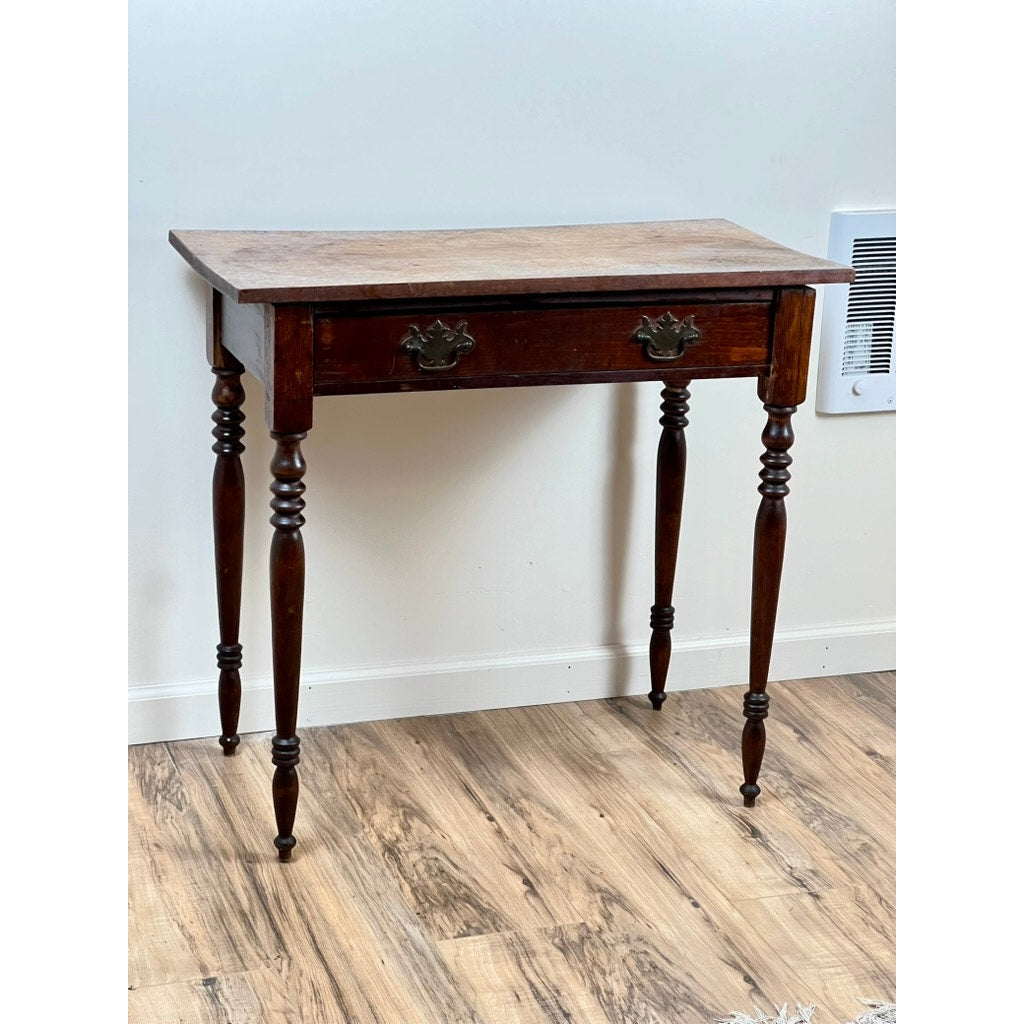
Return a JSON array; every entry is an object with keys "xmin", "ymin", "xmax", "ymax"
[{"xmin": 314, "ymin": 301, "xmax": 770, "ymax": 388}]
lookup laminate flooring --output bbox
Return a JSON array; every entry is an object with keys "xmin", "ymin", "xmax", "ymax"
[{"xmin": 128, "ymin": 672, "xmax": 896, "ymax": 1024}]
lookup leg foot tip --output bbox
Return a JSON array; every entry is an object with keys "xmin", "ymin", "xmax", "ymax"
[
  {"xmin": 740, "ymin": 783, "xmax": 760, "ymax": 808},
  {"xmin": 648, "ymin": 691, "xmax": 666, "ymax": 711},
  {"xmin": 219, "ymin": 735, "xmax": 240, "ymax": 756},
  {"xmin": 274, "ymin": 835, "xmax": 296, "ymax": 861}
]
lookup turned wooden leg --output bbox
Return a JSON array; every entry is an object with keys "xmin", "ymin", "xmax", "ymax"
[
  {"xmin": 648, "ymin": 382, "xmax": 690, "ymax": 710},
  {"xmin": 269, "ymin": 432, "xmax": 307, "ymax": 860},
  {"xmin": 211, "ymin": 367, "xmax": 246, "ymax": 755},
  {"xmin": 741, "ymin": 403, "xmax": 796, "ymax": 806}
]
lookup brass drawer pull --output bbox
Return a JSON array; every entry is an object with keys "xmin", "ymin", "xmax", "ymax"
[
  {"xmin": 633, "ymin": 312, "xmax": 701, "ymax": 362},
  {"xmin": 401, "ymin": 319, "xmax": 475, "ymax": 371}
]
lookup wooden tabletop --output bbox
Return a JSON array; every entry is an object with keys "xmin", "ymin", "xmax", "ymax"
[{"xmin": 169, "ymin": 219, "xmax": 853, "ymax": 304}]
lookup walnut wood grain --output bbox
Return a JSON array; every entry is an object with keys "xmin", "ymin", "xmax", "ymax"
[
  {"xmin": 741, "ymin": 402, "xmax": 797, "ymax": 807},
  {"xmin": 174, "ymin": 225, "xmax": 851, "ymax": 872},
  {"xmin": 205, "ymin": 287, "xmax": 241, "ymax": 373},
  {"xmin": 760, "ymin": 286, "xmax": 817, "ymax": 407},
  {"xmin": 736, "ymin": 286, "xmax": 818, "ymax": 807},
  {"xmin": 648, "ymin": 383, "xmax": 690, "ymax": 710},
  {"xmin": 315, "ymin": 300, "xmax": 768, "ymax": 389},
  {"xmin": 314, "ymin": 365, "xmax": 753, "ymax": 397},
  {"xmin": 220, "ymin": 295, "xmax": 267, "ymax": 384},
  {"xmin": 210, "ymin": 368, "xmax": 245, "ymax": 755},
  {"xmin": 169, "ymin": 220, "xmax": 853, "ymax": 304},
  {"xmin": 265, "ymin": 306, "xmax": 313, "ymax": 434},
  {"xmin": 269, "ymin": 432, "xmax": 307, "ymax": 860}
]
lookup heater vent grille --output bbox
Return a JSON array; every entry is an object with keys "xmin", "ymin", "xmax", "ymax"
[
  {"xmin": 841, "ymin": 237, "xmax": 895, "ymax": 377},
  {"xmin": 816, "ymin": 211, "xmax": 896, "ymax": 413}
]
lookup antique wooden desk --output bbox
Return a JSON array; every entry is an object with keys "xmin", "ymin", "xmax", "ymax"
[{"xmin": 170, "ymin": 220, "xmax": 853, "ymax": 860}]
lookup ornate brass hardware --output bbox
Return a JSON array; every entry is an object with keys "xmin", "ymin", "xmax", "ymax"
[
  {"xmin": 400, "ymin": 320, "xmax": 475, "ymax": 371},
  {"xmin": 632, "ymin": 312, "xmax": 701, "ymax": 362}
]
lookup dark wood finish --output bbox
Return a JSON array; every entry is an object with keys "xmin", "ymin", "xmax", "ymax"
[
  {"xmin": 320, "ymin": 286, "xmax": 777, "ymax": 310},
  {"xmin": 648, "ymin": 383, "xmax": 690, "ymax": 711},
  {"xmin": 741, "ymin": 403, "xmax": 796, "ymax": 807},
  {"xmin": 205, "ymin": 287, "xmax": 235, "ymax": 371},
  {"xmin": 217, "ymin": 288, "xmax": 776, "ymax": 398},
  {"xmin": 169, "ymin": 220, "xmax": 853, "ymax": 304},
  {"xmin": 315, "ymin": 366, "xmax": 748, "ymax": 397},
  {"xmin": 210, "ymin": 368, "xmax": 246, "ymax": 755},
  {"xmin": 170, "ymin": 224, "xmax": 850, "ymax": 859},
  {"xmin": 265, "ymin": 305, "xmax": 314, "ymax": 434},
  {"xmin": 220, "ymin": 296, "xmax": 267, "ymax": 385},
  {"xmin": 208, "ymin": 286, "xmax": 247, "ymax": 755},
  {"xmin": 760, "ymin": 287, "xmax": 817, "ymax": 407},
  {"xmin": 314, "ymin": 300, "xmax": 768, "ymax": 392},
  {"xmin": 269, "ymin": 432, "xmax": 307, "ymax": 860},
  {"xmin": 740, "ymin": 286, "xmax": 817, "ymax": 806}
]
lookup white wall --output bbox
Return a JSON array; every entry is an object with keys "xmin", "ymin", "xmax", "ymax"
[{"xmin": 128, "ymin": 0, "xmax": 896, "ymax": 743}]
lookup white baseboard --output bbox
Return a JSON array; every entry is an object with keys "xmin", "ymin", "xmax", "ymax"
[{"xmin": 127, "ymin": 620, "xmax": 895, "ymax": 745}]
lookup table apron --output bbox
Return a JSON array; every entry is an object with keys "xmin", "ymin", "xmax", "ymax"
[{"xmin": 313, "ymin": 300, "xmax": 771, "ymax": 392}]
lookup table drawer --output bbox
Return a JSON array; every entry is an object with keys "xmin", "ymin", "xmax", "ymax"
[{"xmin": 314, "ymin": 301, "xmax": 770, "ymax": 388}]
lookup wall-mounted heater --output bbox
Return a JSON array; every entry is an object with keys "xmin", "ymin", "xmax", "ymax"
[{"xmin": 816, "ymin": 210, "xmax": 896, "ymax": 414}]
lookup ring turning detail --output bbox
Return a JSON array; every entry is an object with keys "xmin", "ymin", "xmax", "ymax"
[
  {"xmin": 633, "ymin": 312, "xmax": 701, "ymax": 362},
  {"xmin": 174, "ymin": 219, "xmax": 855, "ymax": 859}
]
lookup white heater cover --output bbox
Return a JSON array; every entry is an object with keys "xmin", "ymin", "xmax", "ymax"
[{"xmin": 816, "ymin": 210, "xmax": 896, "ymax": 414}]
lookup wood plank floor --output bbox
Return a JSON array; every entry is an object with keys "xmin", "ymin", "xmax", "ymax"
[{"xmin": 128, "ymin": 672, "xmax": 895, "ymax": 1024}]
